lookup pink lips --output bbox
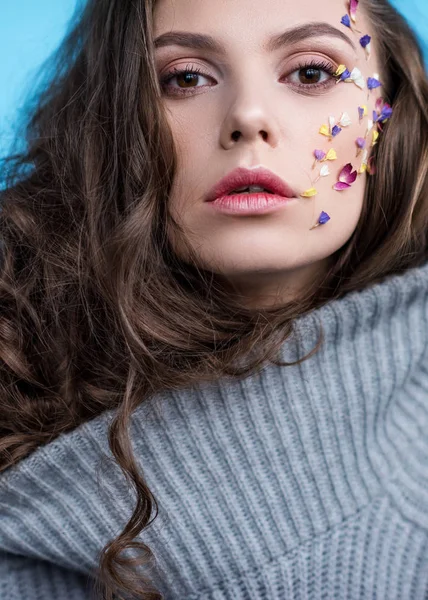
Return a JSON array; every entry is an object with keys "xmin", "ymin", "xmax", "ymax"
[{"xmin": 205, "ymin": 166, "xmax": 297, "ymax": 202}]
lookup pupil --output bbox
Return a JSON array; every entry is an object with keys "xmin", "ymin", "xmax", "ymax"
[
  {"xmin": 178, "ymin": 73, "xmax": 198, "ymax": 88},
  {"xmin": 300, "ymin": 68, "xmax": 321, "ymax": 84}
]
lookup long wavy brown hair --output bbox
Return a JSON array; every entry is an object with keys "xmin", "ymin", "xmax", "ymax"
[{"xmin": 0, "ymin": 0, "xmax": 427, "ymax": 597}]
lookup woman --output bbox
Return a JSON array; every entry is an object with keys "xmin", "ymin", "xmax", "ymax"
[{"xmin": 0, "ymin": 0, "xmax": 427, "ymax": 598}]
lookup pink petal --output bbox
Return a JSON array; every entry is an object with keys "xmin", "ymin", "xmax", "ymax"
[
  {"xmin": 338, "ymin": 162, "xmax": 353, "ymax": 181},
  {"xmin": 350, "ymin": 0, "xmax": 359, "ymax": 18},
  {"xmin": 333, "ymin": 181, "xmax": 352, "ymax": 191},
  {"xmin": 347, "ymin": 169, "xmax": 358, "ymax": 184}
]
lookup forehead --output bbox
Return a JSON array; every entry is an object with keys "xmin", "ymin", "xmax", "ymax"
[{"xmin": 153, "ymin": 0, "xmax": 362, "ymax": 38}]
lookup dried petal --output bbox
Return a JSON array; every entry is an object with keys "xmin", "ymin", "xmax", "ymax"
[
  {"xmin": 333, "ymin": 181, "xmax": 351, "ymax": 191},
  {"xmin": 350, "ymin": 0, "xmax": 359, "ymax": 23},
  {"xmin": 358, "ymin": 105, "xmax": 368, "ymax": 123},
  {"xmin": 378, "ymin": 103, "xmax": 393, "ymax": 122},
  {"xmin": 312, "ymin": 149, "xmax": 327, "ymax": 169},
  {"xmin": 341, "ymin": 14, "xmax": 351, "ymax": 28},
  {"xmin": 334, "ymin": 64, "xmax": 347, "ymax": 77},
  {"xmin": 372, "ymin": 130, "xmax": 379, "ymax": 146},
  {"xmin": 319, "ymin": 124, "xmax": 331, "ymax": 138},
  {"xmin": 358, "ymin": 148, "xmax": 369, "ymax": 174},
  {"xmin": 319, "ymin": 164, "xmax": 330, "ymax": 177},
  {"xmin": 348, "ymin": 67, "xmax": 366, "ymax": 89},
  {"xmin": 367, "ymin": 76, "xmax": 382, "ymax": 90},
  {"xmin": 310, "ymin": 211, "xmax": 331, "ymax": 229},
  {"xmin": 314, "ymin": 149, "xmax": 326, "ymax": 160},
  {"xmin": 339, "ymin": 112, "xmax": 352, "ymax": 127},
  {"xmin": 356, "ymin": 137, "xmax": 366, "ymax": 148},
  {"xmin": 359, "ymin": 34, "xmax": 371, "ymax": 48},
  {"xmin": 324, "ymin": 148, "xmax": 337, "ymax": 161},
  {"xmin": 328, "ymin": 115, "xmax": 336, "ymax": 132},
  {"xmin": 331, "ymin": 125, "xmax": 342, "ymax": 137},
  {"xmin": 300, "ymin": 187, "xmax": 318, "ymax": 198},
  {"xmin": 338, "ymin": 162, "xmax": 358, "ymax": 184}
]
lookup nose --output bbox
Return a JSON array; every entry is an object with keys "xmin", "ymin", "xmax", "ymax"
[{"xmin": 219, "ymin": 81, "xmax": 282, "ymax": 150}]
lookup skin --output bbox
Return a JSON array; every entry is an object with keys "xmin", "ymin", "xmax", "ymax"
[{"xmin": 153, "ymin": 0, "xmax": 383, "ymax": 308}]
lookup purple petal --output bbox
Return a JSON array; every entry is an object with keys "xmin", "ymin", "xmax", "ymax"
[
  {"xmin": 373, "ymin": 109, "xmax": 378, "ymax": 122},
  {"xmin": 318, "ymin": 211, "xmax": 331, "ymax": 225},
  {"xmin": 379, "ymin": 105, "xmax": 393, "ymax": 121},
  {"xmin": 314, "ymin": 149, "xmax": 326, "ymax": 160},
  {"xmin": 358, "ymin": 106, "xmax": 365, "ymax": 120},
  {"xmin": 367, "ymin": 77, "xmax": 382, "ymax": 90},
  {"xmin": 356, "ymin": 137, "xmax": 366, "ymax": 148},
  {"xmin": 359, "ymin": 35, "xmax": 371, "ymax": 48},
  {"xmin": 341, "ymin": 14, "xmax": 351, "ymax": 27},
  {"xmin": 334, "ymin": 182, "xmax": 351, "ymax": 191},
  {"xmin": 340, "ymin": 69, "xmax": 352, "ymax": 81},
  {"xmin": 332, "ymin": 125, "xmax": 342, "ymax": 137}
]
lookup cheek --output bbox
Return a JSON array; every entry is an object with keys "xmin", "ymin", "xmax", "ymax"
[{"xmin": 295, "ymin": 88, "xmax": 378, "ymax": 189}]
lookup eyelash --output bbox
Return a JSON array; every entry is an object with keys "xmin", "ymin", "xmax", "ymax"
[{"xmin": 159, "ymin": 59, "xmax": 337, "ymax": 97}]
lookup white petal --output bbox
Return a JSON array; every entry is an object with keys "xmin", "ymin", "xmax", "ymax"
[
  {"xmin": 320, "ymin": 165, "xmax": 330, "ymax": 177},
  {"xmin": 339, "ymin": 112, "xmax": 352, "ymax": 126}
]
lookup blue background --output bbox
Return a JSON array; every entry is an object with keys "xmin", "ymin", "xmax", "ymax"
[{"xmin": 0, "ymin": 0, "xmax": 427, "ymax": 159}]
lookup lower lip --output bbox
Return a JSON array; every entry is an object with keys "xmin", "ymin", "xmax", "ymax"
[{"xmin": 208, "ymin": 192, "xmax": 296, "ymax": 215}]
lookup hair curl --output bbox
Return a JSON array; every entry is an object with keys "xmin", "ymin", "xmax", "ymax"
[{"xmin": 0, "ymin": 0, "xmax": 427, "ymax": 598}]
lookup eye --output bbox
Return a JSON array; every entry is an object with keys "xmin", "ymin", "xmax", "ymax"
[
  {"xmin": 286, "ymin": 59, "xmax": 337, "ymax": 91},
  {"xmin": 159, "ymin": 63, "xmax": 212, "ymax": 96},
  {"xmin": 159, "ymin": 58, "xmax": 337, "ymax": 97}
]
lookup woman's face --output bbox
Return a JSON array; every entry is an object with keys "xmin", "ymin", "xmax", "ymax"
[{"xmin": 153, "ymin": 0, "xmax": 382, "ymax": 306}]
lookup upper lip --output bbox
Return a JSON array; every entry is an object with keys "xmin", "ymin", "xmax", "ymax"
[{"xmin": 205, "ymin": 166, "xmax": 297, "ymax": 202}]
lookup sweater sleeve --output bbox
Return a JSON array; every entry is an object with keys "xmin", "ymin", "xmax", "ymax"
[{"xmin": 0, "ymin": 551, "xmax": 94, "ymax": 600}]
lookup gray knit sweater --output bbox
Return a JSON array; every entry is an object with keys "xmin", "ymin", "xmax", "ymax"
[{"xmin": 1, "ymin": 260, "xmax": 428, "ymax": 600}]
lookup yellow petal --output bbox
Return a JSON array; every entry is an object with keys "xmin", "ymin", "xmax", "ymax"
[
  {"xmin": 372, "ymin": 130, "xmax": 379, "ymax": 145},
  {"xmin": 325, "ymin": 148, "xmax": 337, "ymax": 161},
  {"xmin": 334, "ymin": 64, "xmax": 347, "ymax": 77},
  {"xmin": 359, "ymin": 164, "xmax": 367, "ymax": 174},
  {"xmin": 319, "ymin": 124, "xmax": 331, "ymax": 137},
  {"xmin": 361, "ymin": 105, "xmax": 368, "ymax": 116},
  {"xmin": 300, "ymin": 187, "xmax": 318, "ymax": 198}
]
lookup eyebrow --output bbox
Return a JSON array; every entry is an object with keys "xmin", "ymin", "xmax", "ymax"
[{"xmin": 154, "ymin": 21, "xmax": 357, "ymax": 54}]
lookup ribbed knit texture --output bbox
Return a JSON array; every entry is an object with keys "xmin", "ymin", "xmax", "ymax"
[{"xmin": 1, "ymin": 260, "xmax": 428, "ymax": 600}]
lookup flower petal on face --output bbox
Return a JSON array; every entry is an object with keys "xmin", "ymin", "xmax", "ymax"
[
  {"xmin": 367, "ymin": 76, "xmax": 382, "ymax": 90},
  {"xmin": 333, "ymin": 181, "xmax": 352, "ymax": 191},
  {"xmin": 332, "ymin": 125, "xmax": 342, "ymax": 137},
  {"xmin": 328, "ymin": 115, "xmax": 336, "ymax": 131},
  {"xmin": 341, "ymin": 14, "xmax": 351, "ymax": 28},
  {"xmin": 318, "ymin": 211, "xmax": 331, "ymax": 224},
  {"xmin": 334, "ymin": 64, "xmax": 347, "ymax": 77},
  {"xmin": 358, "ymin": 148, "xmax": 368, "ymax": 173},
  {"xmin": 372, "ymin": 130, "xmax": 379, "ymax": 146},
  {"xmin": 356, "ymin": 137, "xmax": 366, "ymax": 148},
  {"xmin": 359, "ymin": 34, "xmax": 371, "ymax": 48},
  {"xmin": 340, "ymin": 69, "xmax": 352, "ymax": 82},
  {"xmin": 310, "ymin": 210, "xmax": 331, "ymax": 229},
  {"xmin": 338, "ymin": 162, "xmax": 358, "ymax": 184},
  {"xmin": 365, "ymin": 119, "xmax": 373, "ymax": 137},
  {"xmin": 314, "ymin": 149, "xmax": 326, "ymax": 160},
  {"xmin": 325, "ymin": 148, "xmax": 337, "ymax": 161},
  {"xmin": 319, "ymin": 124, "xmax": 331, "ymax": 137},
  {"xmin": 300, "ymin": 187, "xmax": 318, "ymax": 197},
  {"xmin": 350, "ymin": 68, "xmax": 366, "ymax": 89},
  {"xmin": 358, "ymin": 105, "xmax": 368, "ymax": 121},
  {"xmin": 320, "ymin": 164, "xmax": 330, "ymax": 177},
  {"xmin": 350, "ymin": 0, "xmax": 359, "ymax": 23},
  {"xmin": 339, "ymin": 112, "xmax": 352, "ymax": 127}
]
